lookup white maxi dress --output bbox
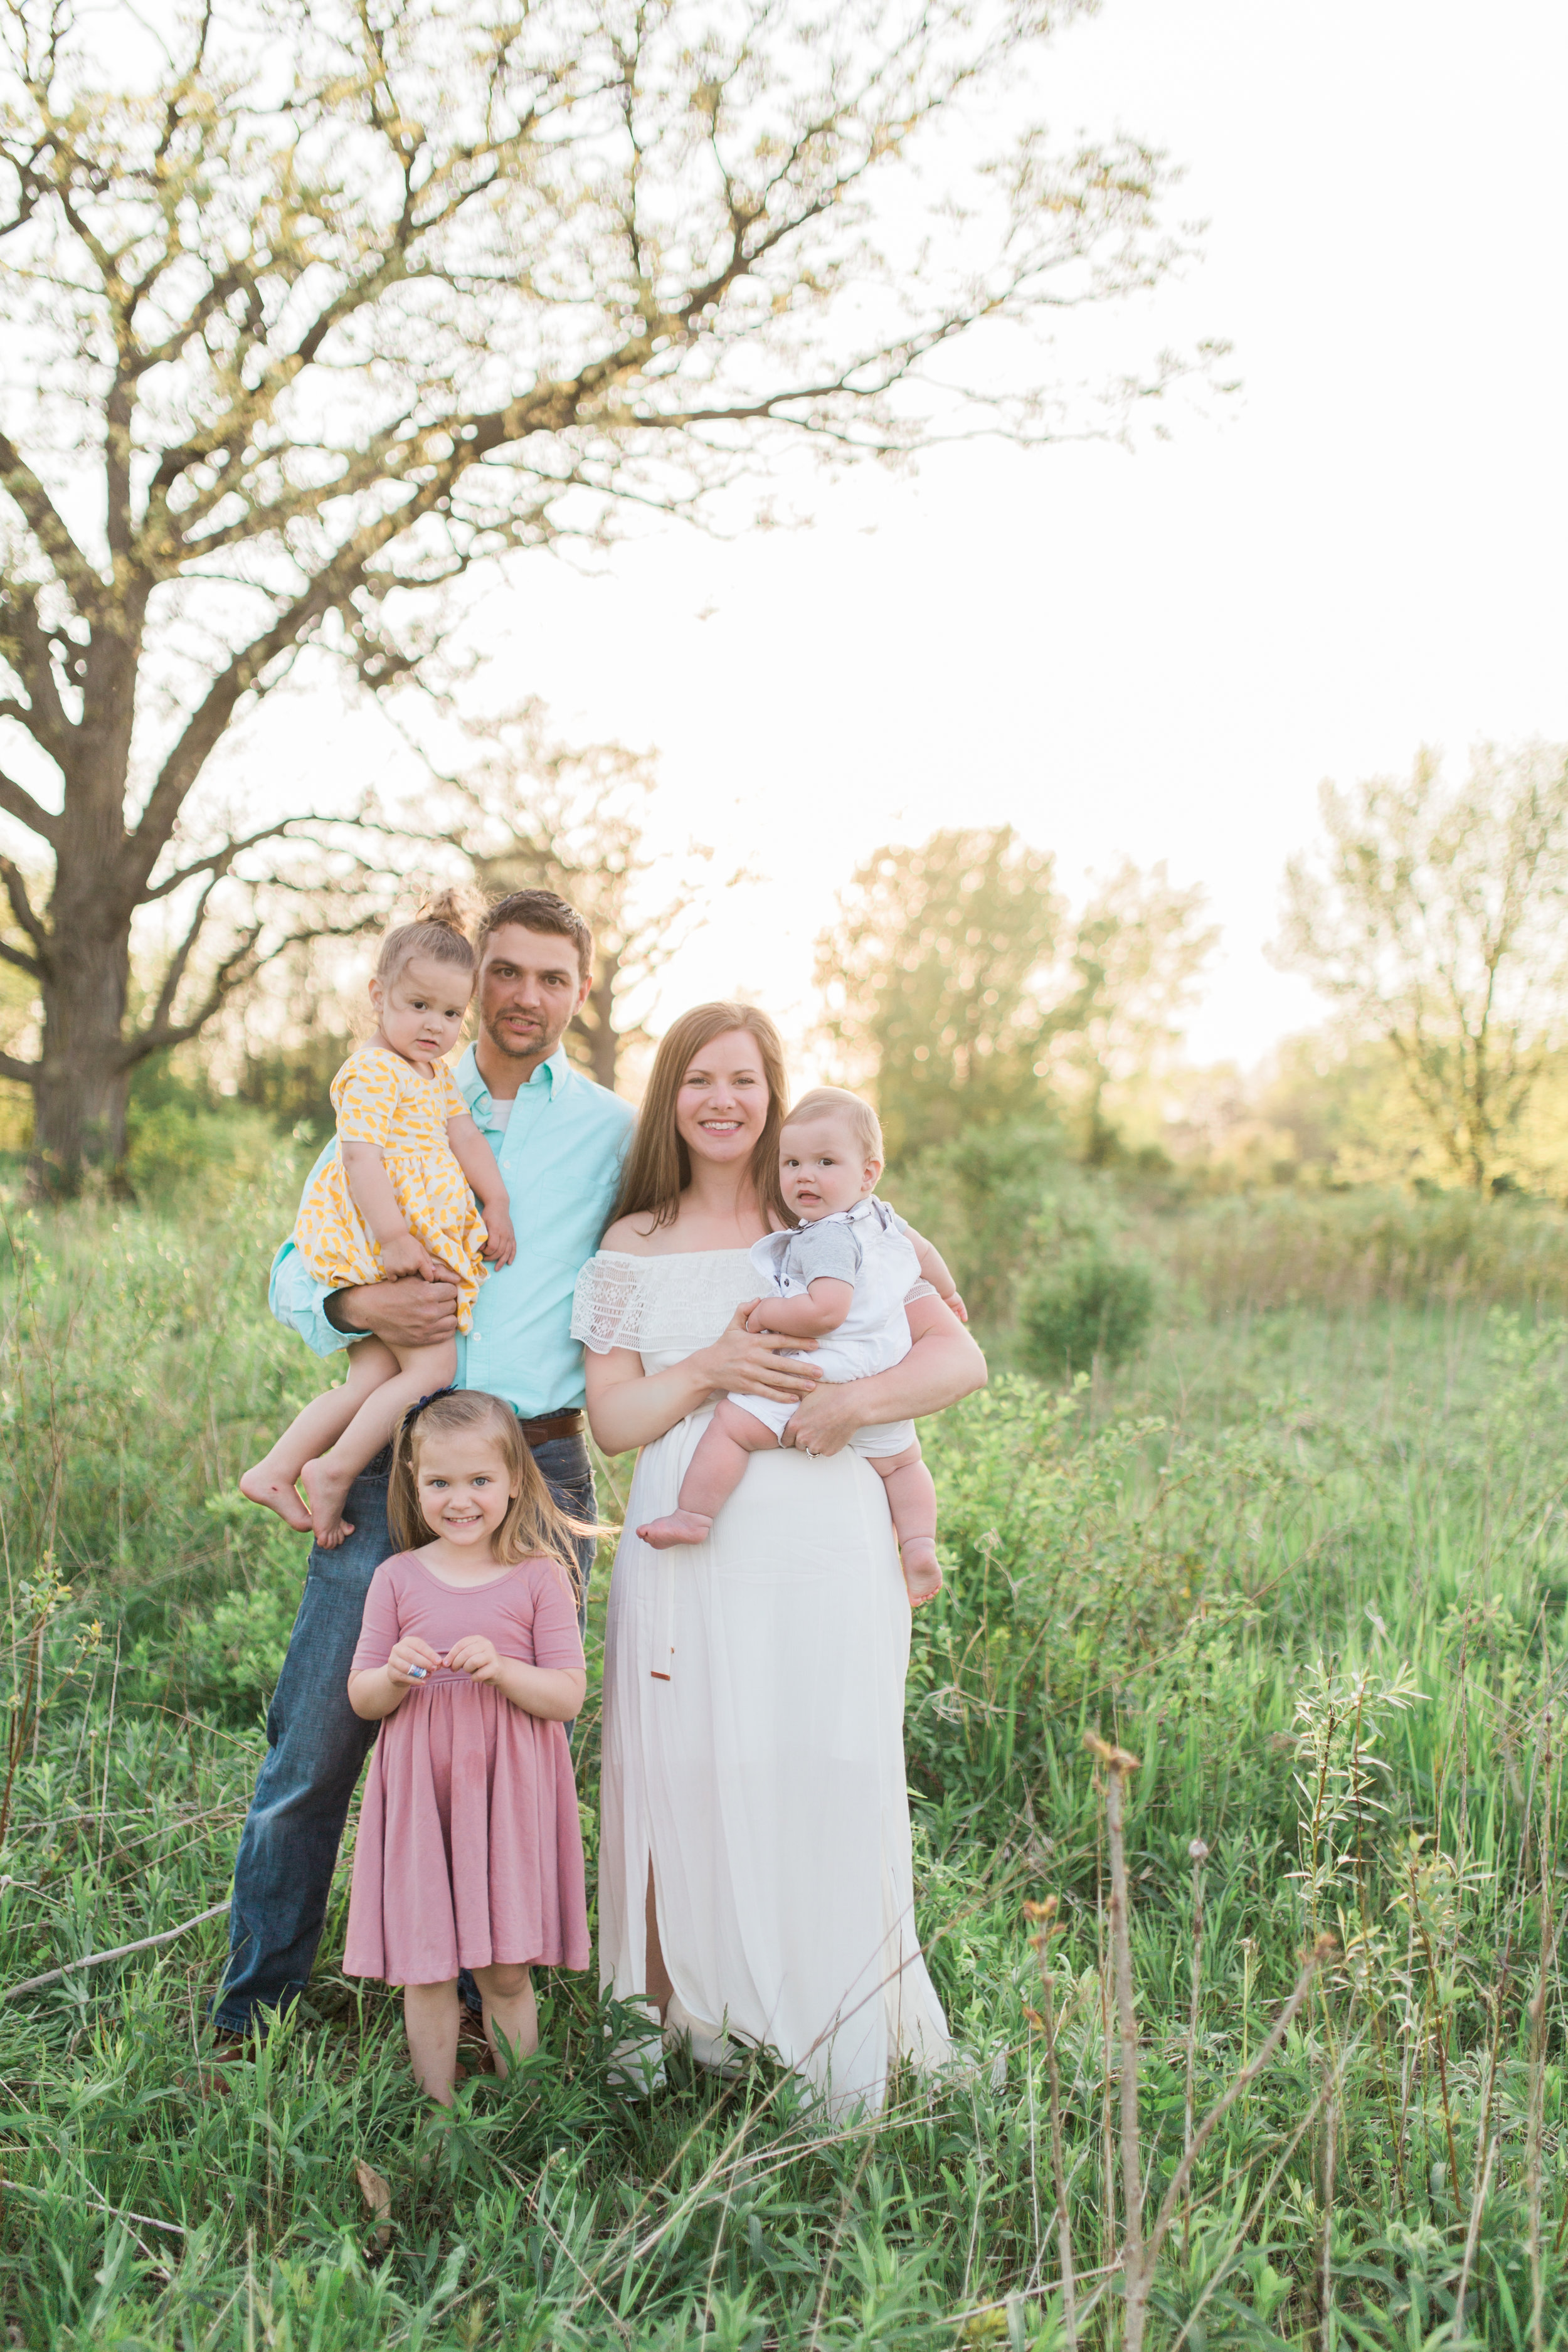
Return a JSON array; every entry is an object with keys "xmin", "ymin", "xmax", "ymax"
[{"xmin": 573, "ymin": 1247, "xmax": 951, "ymax": 2117}]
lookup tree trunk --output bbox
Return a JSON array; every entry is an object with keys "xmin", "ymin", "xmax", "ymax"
[
  {"xmin": 571, "ymin": 956, "xmax": 621, "ymax": 1093},
  {"xmin": 31, "ymin": 912, "xmax": 134, "ymax": 1195}
]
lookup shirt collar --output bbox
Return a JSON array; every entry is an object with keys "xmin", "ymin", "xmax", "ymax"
[
  {"xmin": 792, "ymin": 1196, "xmax": 881, "ymax": 1234},
  {"xmin": 459, "ymin": 1041, "xmax": 571, "ymax": 1121}
]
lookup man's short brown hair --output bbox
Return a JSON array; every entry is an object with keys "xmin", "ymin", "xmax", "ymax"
[{"xmin": 475, "ymin": 888, "xmax": 593, "ymax": 981}]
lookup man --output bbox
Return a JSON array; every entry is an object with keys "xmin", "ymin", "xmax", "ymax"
[{"xmin": 210, "ymin": 889, "xmax": 634, "ymax": 2044}]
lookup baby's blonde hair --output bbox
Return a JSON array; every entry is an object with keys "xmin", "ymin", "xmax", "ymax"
[
  {"xmin": 782, "ymin": 1086, "xmax": 884, "ymax": 1165},
  {"xmin": 388, "ymin": 1389, "xmax": 606, "ymax": 1597}
]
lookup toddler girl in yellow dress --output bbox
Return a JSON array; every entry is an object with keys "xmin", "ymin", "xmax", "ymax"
[{"xmin": 241, "ymin": 893, "xmax": 516, "ymax": 1547}]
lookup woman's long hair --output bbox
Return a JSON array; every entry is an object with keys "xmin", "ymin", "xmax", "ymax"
[
  {"xmin": 611, "ymin": 1001, "xmax": 790, "ymax": 1234},
  {"xmin": 388, "ymin": 1389, "xmax": 606, "ymax": 1597}
]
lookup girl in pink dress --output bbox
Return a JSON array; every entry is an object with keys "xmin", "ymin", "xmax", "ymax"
[{"xmin": 345, "ymin": 1388, "xmax": 595, "ymax": 2102}]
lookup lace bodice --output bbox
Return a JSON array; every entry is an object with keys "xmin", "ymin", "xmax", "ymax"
[
  {"xmin": 571, "ymin": 1246, "xmax": 936, "ymax": 1374},
  {"xmin": 571, "ymin": 1249, "xmax": 764, "ymax": 1371}
]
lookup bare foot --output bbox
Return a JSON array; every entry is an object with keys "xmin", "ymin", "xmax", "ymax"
[
  {"xmin": 637, "ymin": 1512, "xmax": 714, "ymax": 1549},
  {"xmin": 239, "ymin": 1460, "xmax": 314, "ymax": 1532},
  {"xmin": 901, "ymin": 1540, "xmax": 943, "ymax": 1609},
  {"xmin": 300, "ymin": 1456, "xmax": 356, "ymax": 1548}
]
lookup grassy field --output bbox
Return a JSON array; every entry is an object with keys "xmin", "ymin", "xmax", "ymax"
[{"xmin": 0, "ymin": 1165, "xmax": 1564, "ymax": 2348}]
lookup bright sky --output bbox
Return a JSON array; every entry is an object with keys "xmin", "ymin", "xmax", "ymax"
[{"xmin": 270, "ymin": 0, "xmax": 1568, "ymax": 1073}]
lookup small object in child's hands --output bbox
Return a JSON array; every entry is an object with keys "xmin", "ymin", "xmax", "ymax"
[{"xmin": 406, "ymin": 1664, "xmax": 428, "ymax": 1681}]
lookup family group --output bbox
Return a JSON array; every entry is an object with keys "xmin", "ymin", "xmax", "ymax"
[{"xmin": 216, "ymin": 886, "xmax": 987, "ymax": 2117}]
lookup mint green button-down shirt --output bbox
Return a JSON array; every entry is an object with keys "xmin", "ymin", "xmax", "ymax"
[{"xmin": 268, "ymin": 1042, "xmax": 635, "ymax": 1416}]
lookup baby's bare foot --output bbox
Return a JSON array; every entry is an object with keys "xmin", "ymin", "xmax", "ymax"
[
  {"xmin": 900, "ymin": 1540, "xmax": 943, "ymax": 1609},
  {"xmin": 637, "ymin": 1512, "xmax": 714, "ymax": 1549},
  {"xmin": 300, "ymin": 1457, "xmax": 356, "ymax": 1549},
  {"xmin": 239, "ymin": 1460, "xmax": 314, "ymax": 1532}
]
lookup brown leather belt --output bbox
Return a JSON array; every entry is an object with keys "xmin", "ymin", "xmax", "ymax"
[{"xmin": 517, "ymin": 1409, "xmax": 585, "ymax": 1447}]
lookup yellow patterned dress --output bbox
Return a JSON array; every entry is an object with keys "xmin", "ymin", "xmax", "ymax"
[{"xmin": 292, "ymin": 1045, "xmax": 490, "ymax": 1333}]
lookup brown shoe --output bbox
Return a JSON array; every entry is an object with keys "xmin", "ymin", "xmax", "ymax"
[{"xmin": 197, "ymin": 2028, "xmax": 252, "ymax": 2095}]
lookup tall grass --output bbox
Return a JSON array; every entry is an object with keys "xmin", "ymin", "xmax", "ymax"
[
  {"xmin": 1156, "ymin": 1184, "xmax": 1568, "ymax": 1313},
  {"xmin": 0, "ymin": 1180, "xmax": 1564, "ymax": 2346}
]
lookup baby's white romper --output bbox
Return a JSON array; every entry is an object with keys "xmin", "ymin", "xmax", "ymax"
[{"xmin": 728, "ymin": 1196, "xmax": 921, "ymax": 1455}]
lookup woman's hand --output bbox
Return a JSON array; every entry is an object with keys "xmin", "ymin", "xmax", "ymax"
[
  {"xmin": 387, "ymin": 1635, "xmax": 444, "ymax": 1686},
  {"xmin": 446, "ymin": 1633, "xmax": 503, "ymax": 1685},
  {"xmin": 585, "ymin": 1305, "xmax": 826, "ymax": 1458},
  {"xmin": 697, "ymin": 1302, "xmax": 824, "ymax": 1405}
]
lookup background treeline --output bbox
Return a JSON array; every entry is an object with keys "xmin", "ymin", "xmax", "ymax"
[{"xmin": 11, "ymin": 736, "xmax": 1568, "ymax": 1382}]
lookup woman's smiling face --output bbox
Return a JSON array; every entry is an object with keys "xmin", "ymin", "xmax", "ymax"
[{"xmin": 675, "ymin": 1028, "xmax": 771, "ymax": 1167}]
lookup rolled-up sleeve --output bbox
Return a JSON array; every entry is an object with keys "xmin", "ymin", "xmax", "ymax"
[{"xmin": 269, "ymin": 1237, "xmax": 359, "ymax": 1360}]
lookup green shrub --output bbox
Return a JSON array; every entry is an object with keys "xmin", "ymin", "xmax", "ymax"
[
  {"xmin": 132, "ymin": 1496, "xmax": 307, "ymax": 1717},
  {"xmin": 125, "ymin": 1057, "xmax": 285, "ymax": 1201},
  {"xmin": 1016, "ymin": 1241, "xmax": 1157, "ymax": 1375},
  {"xmin": 891, "ymin": 1116, "xmax": 1093, "ymax": 1324}
]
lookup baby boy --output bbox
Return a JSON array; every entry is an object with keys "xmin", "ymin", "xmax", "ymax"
[{"xmin": 635, "ymin": 1086, "xmax": 963, "ymax": 1607}]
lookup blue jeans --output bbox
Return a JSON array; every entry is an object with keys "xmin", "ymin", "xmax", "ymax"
[{"xmin": 213, "ymin": 1432, "xmax": 596, "ymax": 2035}]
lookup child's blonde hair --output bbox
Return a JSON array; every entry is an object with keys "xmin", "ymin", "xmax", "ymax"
[
  {"xmin": 376, "ymin": 887, "xmax": 477, "ymax": 990},
  {"xmin": 783, "ymin": 1086, "xmax": 884, "ymax": 1166},
  {"xmin": 388, "ymin": 1389, "xmax": 604, "ymax": 1596}
]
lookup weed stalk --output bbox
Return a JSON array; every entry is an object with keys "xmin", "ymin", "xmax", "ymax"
[{"xmin": 1024, "ymin": 1897, "xmax": 1078, "ymax": 2352}]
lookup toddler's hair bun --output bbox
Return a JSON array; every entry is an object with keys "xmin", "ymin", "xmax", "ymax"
[
  {"xmin": 413, "ymin": 886, "xmax": 475, "ymax": 938},
  {"xmin": 377, "ymin": 885, "xmax": 479, "ymax": 985}
]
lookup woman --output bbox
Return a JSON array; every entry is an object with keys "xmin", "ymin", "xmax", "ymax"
[{"xmin": 572, "ymin": 1004, "xmax": 987, "ymax": 2115}]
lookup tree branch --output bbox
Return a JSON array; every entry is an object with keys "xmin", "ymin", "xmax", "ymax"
[
  {"xmin": 139, "ymin": 871, "xmax": 226, "ymax": 1048},
  {"xmin": 0, "ymin": 855, "xmax": 49, "ymax": 967},
  {"xmin": 0, "ymin": 588, "xmax": 76, "ymax": 763},
  {"xmin": 138, "ymin": 815, "xmax": 310, "ymax": 904},
  {"xmin": 0, "ymin": 433, "xmax": 101, "ymax": 616},
  {"xmin": 119, "ymin": 903, "xmax": 384, "ymax": 1069},
  {"xmin": 119, "ymin": 915, "xmax": 263, "ymax": 1071},
  {"xmin": 0, "ymin": 761, "xmax": 61, "ymax": 849}
]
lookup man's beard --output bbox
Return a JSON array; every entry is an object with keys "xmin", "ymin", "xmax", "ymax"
[{"xmin": 487, "ymin": 1014, "xmax": 549, "ymax": 1060}]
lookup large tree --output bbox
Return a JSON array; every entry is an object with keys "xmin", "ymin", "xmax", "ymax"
[
  {"xmin": 0, "ymin": 0, "xmax": 1199, "ymax": 1186},
  {"xmin": 1051, "ymin": 858, "xmax": 1216, "ymax": 1159},
  {"xmin": 817, "ymin": 828, "xmax": 1216, "ymax": 1160},
  {"xmin": 1274, "ymin": 741, "xmax": 1568, "ymax": 1192},
  {"xmin": 814, "ymin": 826, "xmax": 1066, "ymax": 1158}
]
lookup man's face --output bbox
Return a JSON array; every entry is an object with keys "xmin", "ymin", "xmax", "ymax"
[{"xmin": 477, "ymin": 923, "xmax": 590, "ymax": 1066}]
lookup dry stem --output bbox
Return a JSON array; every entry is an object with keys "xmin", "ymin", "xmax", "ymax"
[
  {"xmin": 1086, "ymin": 1731, "xmax": 1146, "ymax": 2348},
  {"xmin": 1024, "ymin": 1898, "xmax": 1079, "ymax": 2351}
]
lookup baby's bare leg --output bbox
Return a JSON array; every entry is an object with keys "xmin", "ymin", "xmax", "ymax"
[
  {"xmin": 403, "ymin": 1979, "xmax": 462, "ymax": 2104},
  {"xmin": 300, "ymin": 1338, "xmax": 457, "ymax": 1548},
  {"xmin": 869, "ymin": 1443, "xmax": 943, "ymax": 1607},
  {"xmin": 241, "ymin": 1338, "xmax": 400, "ymax": 1532},
  {"xmin": 637, "ymin": 1400, "xmax": 778, "ymax": 1549},
  {"xmin": 472, "ymin": 1961, "xmax": 538, "ymax": 2075}
]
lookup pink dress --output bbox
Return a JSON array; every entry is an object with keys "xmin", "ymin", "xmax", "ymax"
[{"xmin": 344, "ymin": 1552, "xmax": 590, "ymax": 1986}]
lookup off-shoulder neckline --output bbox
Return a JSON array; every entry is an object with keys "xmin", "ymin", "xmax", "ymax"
[{"xmin": 590, "ymin": 1246, "xmax": 760, "ymax": 1264}]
